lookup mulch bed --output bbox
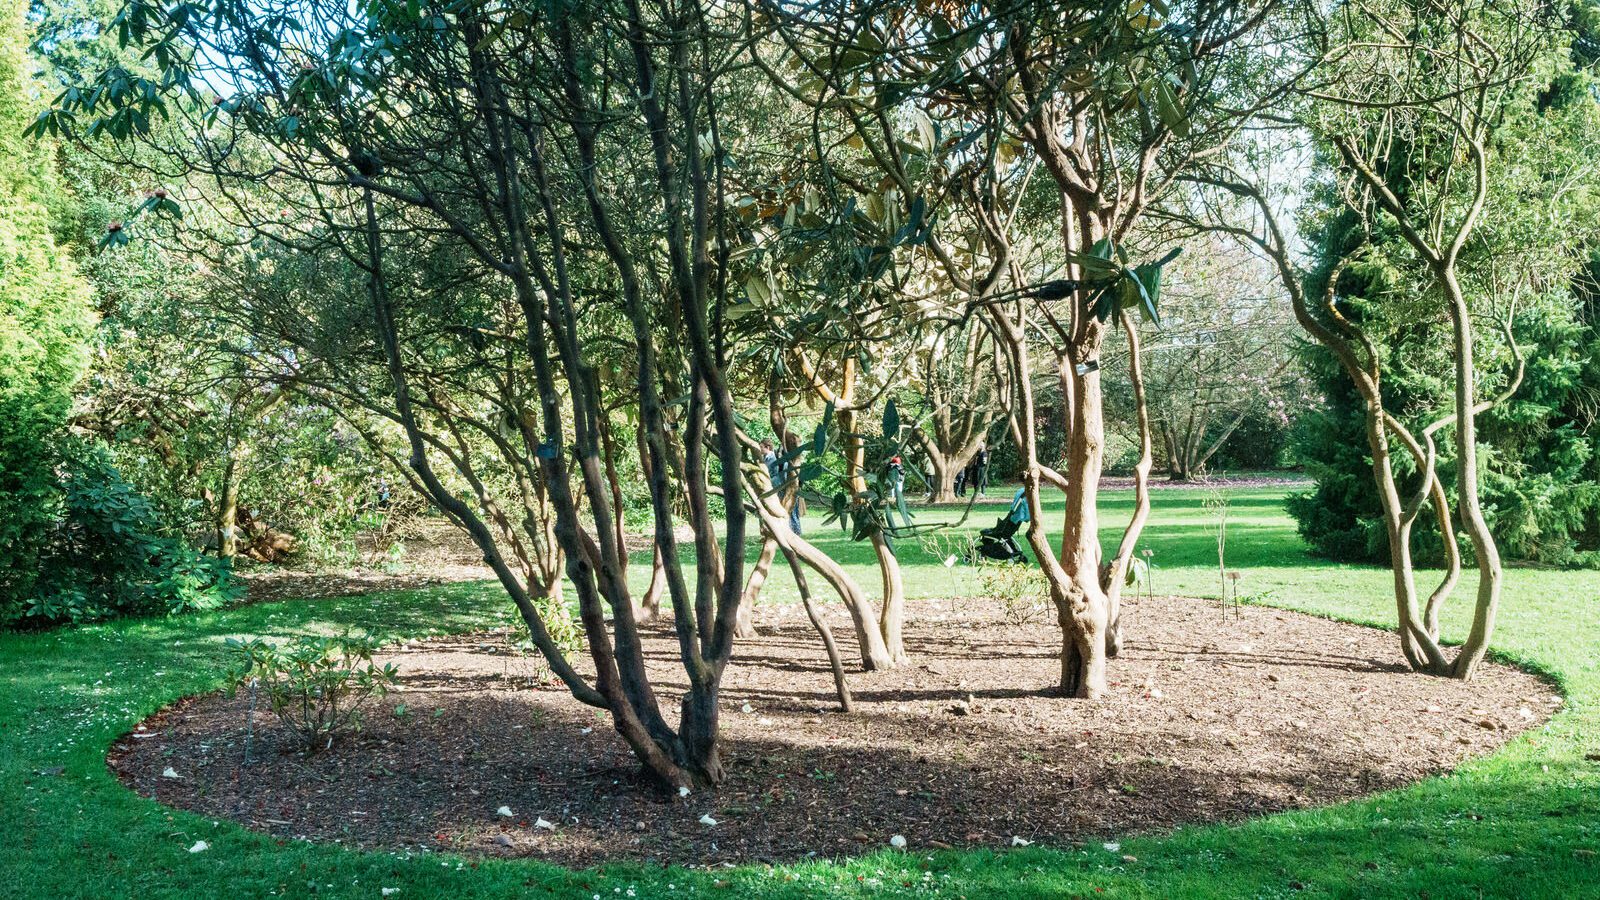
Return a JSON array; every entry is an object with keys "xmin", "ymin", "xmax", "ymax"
[
  {"xmin": 111, "ymin": 594, "xmax": 1557, "ymax": 868},
  {"xmin": 236, "ymin": 522, "xmax": 700, "ymax": 607}
]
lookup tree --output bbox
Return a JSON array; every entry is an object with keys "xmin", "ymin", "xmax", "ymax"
[
  {"xmin": 1288, "ymin": 4, "xmax": 1600, "ymax": 569},
  {"xmin": 48, "ymin": 0, "xmax": 788, "ymax": 789},
  {"xmin": 1305, "ymin": 0, "xmax": 1576, "ymax": 678},
  {"xmin": 0, "ymin": 0, "xmax": 97, "ymax": 616},
  {"xmin": 1107, "ymin": 232, "xmax": 1302, "ymax": 481},
  {"xmin": 1191, "ymin": 0, "xmax": 1589, "ymax": 678},
  {"xmin": 762, "ymin": 0, "xmax": 1303, "ymax": 696},
  {"xmin": 912, "ymin": 321, "xmax": 1006, "ymax": 501}
]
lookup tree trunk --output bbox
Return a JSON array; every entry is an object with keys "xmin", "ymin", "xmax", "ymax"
[
  {"xmin": 782, "ymin": 541, "xmax": 854, "ymax": 713},
  {"xmin": 637, "ymin": 545, "xmax": 666, "ymax": 621},
  {"xmin": 736, "ymin": 534, "xmax": 776, "ymax": 638},
  {"xmin": 1365, "ymin": 406, "xmax": 1449, "ymax": 674},
  {"xmin": 871, "ymin": 534, "xmax": 907, "ymax": 663},
  {"xmin": 990, "ymin": 285, "xmax": 1109, "ymax": 700},
  {"xmin": 216, "ymin": 446, "xmax": 241, "ymax": 559},
  {"xmin": 1443, "ymin": 270, "xmax": 1502, "ymax": 680},
  {"xmin": 840, "ymin": 405, "xmax": 908, "ymax": 664},
  {"xmin": 1054, "ymin": 365, "xmax": 1111, "ymax": 698},
  {"xmin": 1103, "ymin": 312, "xmax": 1154, "ymax": 658},
  {"xmin": 748, "ymin": 473, "xmax": 894, "ymax": 671},
  {"xmin": 926, "ymin": 452, "xmax": 957, "ymax": 502},
  {"xmin": 1163, "ymin": 424, "xmax": 1193, "ymax": 482}
]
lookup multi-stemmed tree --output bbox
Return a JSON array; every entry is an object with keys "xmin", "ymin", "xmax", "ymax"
[
  {"xmin": 763, "ymin": 0, "xmax": 1306, "ymax": 696},
  {"xmin": 45, "ymin": 0, "xmax": 789, "ymax": 788},
  {"xmin": 1187, "ymin": 0, "xmax": 1587, "ymax": 678}
]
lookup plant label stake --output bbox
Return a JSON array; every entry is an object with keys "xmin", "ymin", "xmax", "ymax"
[{"xmin": 242, "ymin": 676, "xmax": 259, "ymax": 767}]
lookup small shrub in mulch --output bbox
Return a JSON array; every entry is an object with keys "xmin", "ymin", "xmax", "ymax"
[{"xmin": 112, "ymin": 595, "xmax": 1557, "ymax": 868}]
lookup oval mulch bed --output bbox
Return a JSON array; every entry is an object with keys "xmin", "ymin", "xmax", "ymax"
[{"xmin": 111, "ymin": 595, "xmax": 1558, "ymax": 868}]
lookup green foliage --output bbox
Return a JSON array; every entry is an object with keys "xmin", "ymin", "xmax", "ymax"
[
  {"xmin": 0, "ymin": 0, "xmax": 238, "ymax": 626},
  {"xmin": 10, "ymin": 442, "xmax": 241, "ymax": 628},
  {"xmin": 0, "ymin": 0, "xmax": 97, "ymax": 612},
  {"xmin": 1289, "ymin": 268, "xmax": 1600, "ymax": 567},
  {"xmin": 1289, "ymin": 13, "xmax": 1600, "ymax": 566},
  {"xmin": 0, "ymin": 201, "xmax": 95, "ymax": 605},
  {"xmin": 226, "ymin": 632, "xmax": 398, "ymax": 752}
]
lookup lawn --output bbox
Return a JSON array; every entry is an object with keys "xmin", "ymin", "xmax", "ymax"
[{"xmin": 3, "ymin": 484, "xmax": 1597, "ymax": 899}]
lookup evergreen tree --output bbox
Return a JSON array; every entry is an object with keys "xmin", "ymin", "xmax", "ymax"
[
  {"xmin": 0, "ymin": 0, "xmax": 97, "ymax": 612},
  {"xmin": 1289, "ymin": 11, "xmax": 1600, "ymax": 566}
]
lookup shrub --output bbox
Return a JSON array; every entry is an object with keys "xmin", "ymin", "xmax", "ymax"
[
  {"xmin": 227, "ymin": 632, "xmax": 399, "ymax": 752},
  {"xmin": 5, "ymin": 443, "xmax": 241, "ymax": 628},
  {"xmin": 977, "ymin": 559, "xmax": 1048, "ymax": 626}
]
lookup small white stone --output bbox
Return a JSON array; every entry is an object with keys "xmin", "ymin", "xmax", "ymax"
[
  {"xmin": 497, "ymin": 806, "xmax": 514, "ymax": 817},
  {"xmin": 677, "ymin": 785, "xmax": 691, "ymax": 798},
  {"xmin": 889, "ymin": 834, "xmax": 907, "ymax": 849},
  {"xmin": 740, "ymin": 702, "xmax": 753, "ymax": 714},
  {"xmin": 698, "ymin": 814, "xmax": 718, "ymax": 826}
]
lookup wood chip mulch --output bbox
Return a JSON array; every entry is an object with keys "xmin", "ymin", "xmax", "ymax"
[{"xmin": 111, "ymin": 594, "xmax": 1557, "ymax": 868}]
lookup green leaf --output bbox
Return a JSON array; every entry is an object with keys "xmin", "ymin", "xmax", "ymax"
[
  {"xmin": 1130, "ymin": 261, "xmax": 1166, "ymax": 327},
  {"xmin": 1155, "ymin": 79, "xmax": 1189, "ymax": 138},
  {"xmin": 1064, "ymin": 238, "xmax": 1121, "ymax": 275},
  {"xmin": 813, "ymin": 400, "xmax": 834, "ymax": 456},
  {"xmin": 882, "ymin": 398, "xmax": 900, "ymax": 439}
]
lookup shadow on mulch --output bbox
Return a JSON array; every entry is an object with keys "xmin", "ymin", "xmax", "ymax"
[{"xmin": 110, "ymin": 595, "xmax": 1558, "ymax": 869}]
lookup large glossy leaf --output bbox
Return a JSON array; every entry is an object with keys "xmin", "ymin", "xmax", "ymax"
[
  {"xmin": 1155, "ymin": 79, "xmax": 1189, "ymax": 138},
  {"xmin": 1130, "ymin": 262, "xmax": 1165, "ymax": 326},
  {"xmin": 1064, "ymin": 238, "xmax": 1121, "ymax": 275},
  {"xmin": 813, "ymin": 400, "xmax": 834, "ymax": 456}
]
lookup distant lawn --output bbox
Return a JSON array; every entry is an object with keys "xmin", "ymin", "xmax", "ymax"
[{"xmin": 4, "ymin": 484, "xmax": 1599, "ymax": 898}]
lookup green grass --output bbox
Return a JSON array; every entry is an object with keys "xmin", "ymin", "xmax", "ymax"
[{"xmin": 4, "ymin": 484, "xmax": 1599, "ymax": 898}]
